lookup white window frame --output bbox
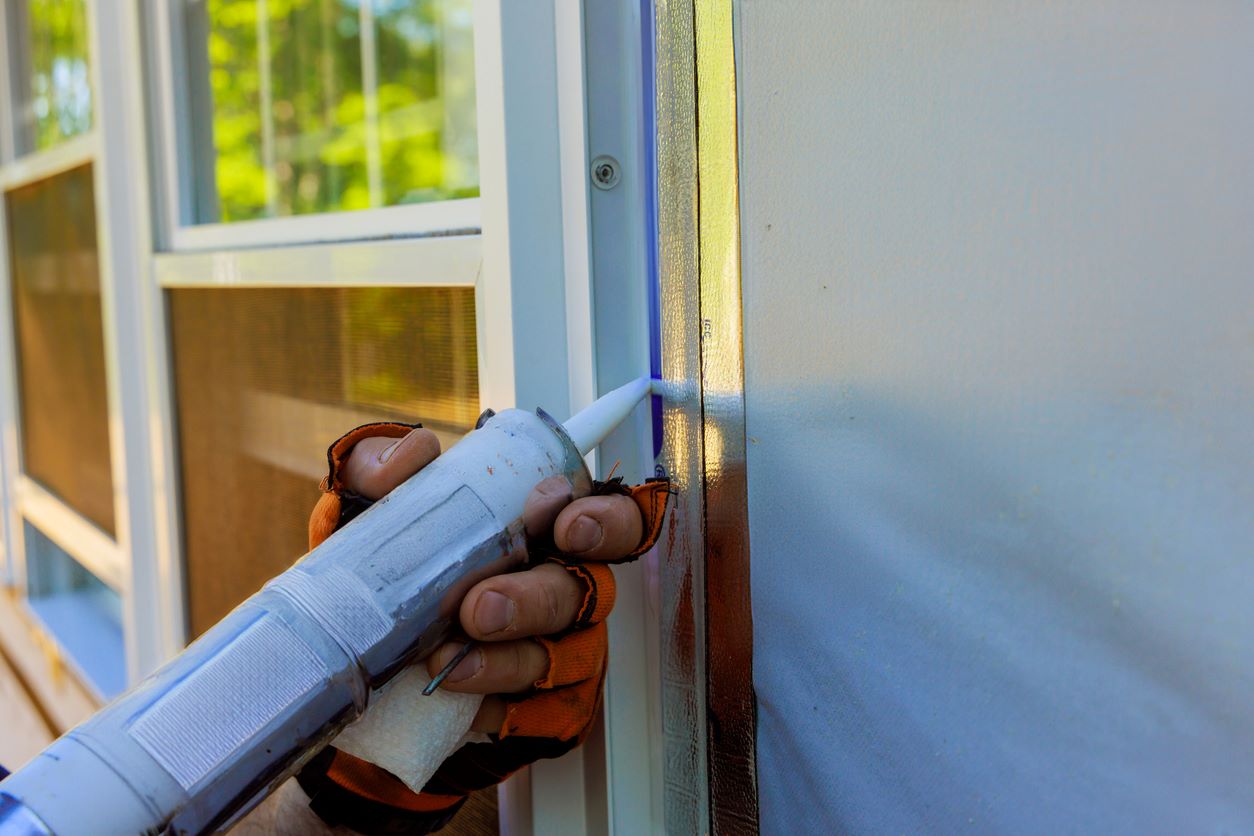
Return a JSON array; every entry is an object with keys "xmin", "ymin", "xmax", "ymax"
[
  {"xmin": 0, "ymin": 6, "xmax": 142, "ymax": 712},
  {"xmin": 0, "ymin": 0, "xmax": 664, "ymax": 832},
  {"xmin": 145, "ymin": 0, "xmax": 483, "ymax": 253},
  {"xmin": 0, "ymin": 4, "xmax": 106, "ymax": 726},
  {"xmin": 146, "ymin": 1, "xmax": 662, "ymax": 834}
]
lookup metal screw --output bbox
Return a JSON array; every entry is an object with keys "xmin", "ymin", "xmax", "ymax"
[{"xmin": 591, "ymin": 155, "xmax": 621, "ymax": 190}]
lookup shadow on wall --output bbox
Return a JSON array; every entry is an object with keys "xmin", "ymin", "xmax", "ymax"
[{"xmin": 749, "ymin": 385, "xmax": 1254, "ymax": 833}]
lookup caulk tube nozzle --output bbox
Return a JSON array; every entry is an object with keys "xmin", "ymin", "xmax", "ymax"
[{"xmin": 562, "ymin": 377, "xmax": 652, "ymax": 455}]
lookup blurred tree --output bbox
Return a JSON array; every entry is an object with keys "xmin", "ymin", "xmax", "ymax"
[
  {"xmin": 204, "ymin": 0, "xmax": 477, "ymax": 222},
  {"xmin": 22, "ymin": 0, "xmax": 93, "ymax": 150}
]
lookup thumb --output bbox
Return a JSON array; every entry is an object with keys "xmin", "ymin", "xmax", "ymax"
[{"xmin": 341, "ymin": 428, "xmax": 441, "ymax": 500}]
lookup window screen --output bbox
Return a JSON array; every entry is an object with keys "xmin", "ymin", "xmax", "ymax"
[
  {"xmin": 6, "ymin": 0, "xmax": 94, "ymax": 154},
  {"xmin": 185, "ymin": 0, "xmax": 478, "ymax": 223},
  {"xmin": 5, "ymin": 164, "xmax": 115, "ymax": 535},
  {"xmin": 168, "ymin": 285, "xmax": 498, "ymax": 832},
  {"xmin": 168, "ymin": 286, "xmax": 479, "ymax": 635},
  {"xmin": 25, "ymin": 521, "xmax": 125, "ymax": 699}
]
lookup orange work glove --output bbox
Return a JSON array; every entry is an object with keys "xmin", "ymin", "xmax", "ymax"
[{"xmin": 294, "ymin": 422, "xmax": 671, "ymax": 834}]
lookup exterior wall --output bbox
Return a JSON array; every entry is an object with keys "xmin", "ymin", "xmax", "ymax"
[{"xmin": 737, "ymin": 2, "xmax": 1254, "ymax": 831}]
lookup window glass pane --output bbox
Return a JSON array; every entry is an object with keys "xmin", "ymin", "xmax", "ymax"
[
  {"xmin": 5, "ymin": 164, "xmax": 115, "ymax": 535},
  {"xmin": 168, "ymin": 286, "xmax": 478, "ymax": 635},
  {"xmin": 188, "ymin": 0, "xmax": 477, "ymax": 224},
  {"xmin": 24, "ymin": 521, "xmax": 126, "ymax": 699},
  {"xmin": 7, "ymin": 0, "xmax": 94, "ymax": 153}
]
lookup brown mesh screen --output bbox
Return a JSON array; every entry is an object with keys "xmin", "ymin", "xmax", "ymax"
[
  {"xmin": 5, "ymin": 164, "xmax": 115, "ymax": 535},
  {"xmin": 169, "ymin": 285, "xmax": 496, "ymax": 830},
  {"xmin": 168, "ymin": 286, "xmax": 479, "ymax": 636}
]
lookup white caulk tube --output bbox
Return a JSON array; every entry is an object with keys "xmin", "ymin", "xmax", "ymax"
[{"xmin": 0, "ymin": 378, "xmax": 652, "ymax": 835}]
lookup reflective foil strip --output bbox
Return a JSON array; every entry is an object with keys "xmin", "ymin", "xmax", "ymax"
[
  {"xmin": 654, "ymin": 0, "xmax": 710, "ymax": 832},
  {"xmin": 692, "ymin": 2, "xmax": 759, "ymax": 831},
  {"xmin": 655, "ymin": 0, "xmax": 759, "ymax": 832}
]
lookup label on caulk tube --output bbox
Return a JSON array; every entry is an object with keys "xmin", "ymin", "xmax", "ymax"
[{"xmin": 128, "ymin": 614, "xmax": 328, "ymax": 791}]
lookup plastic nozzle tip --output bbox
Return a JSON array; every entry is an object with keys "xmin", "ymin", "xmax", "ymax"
[{"xmin": 562, "ymin": 377, "xmax": 652, "ymax": 455}]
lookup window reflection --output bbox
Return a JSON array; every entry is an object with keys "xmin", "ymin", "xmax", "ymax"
[
  {"xmin": 25, "ymin": 522, "xmax": 126, "ymax": 699},
  {"xmin": 190, "ymin": 0, "xmax": 478, "ymax": 223},
  {"xmin": 9, "ymin": 0, "xmax": 94, "ymax": 153}
]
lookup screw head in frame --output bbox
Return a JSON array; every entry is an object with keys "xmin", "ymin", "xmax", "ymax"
[{"xmin": 591, "ymin": 155, "xmax": 621, "ymax": 190}]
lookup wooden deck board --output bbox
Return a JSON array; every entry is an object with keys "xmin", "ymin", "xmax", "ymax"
[{"xmin": 0, "ymin": 645, "xmax": 54, "ymax": 772}]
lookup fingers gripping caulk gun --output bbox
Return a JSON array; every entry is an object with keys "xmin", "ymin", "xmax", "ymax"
[{"xmin": 0, "ymin": 378, "xmax": 654, "ymax": 835}]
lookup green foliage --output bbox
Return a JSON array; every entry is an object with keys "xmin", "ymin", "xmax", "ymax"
[
  {"xmin": 25, "ymin": 0, "xmax": 92, "ymax": 150},
  {"xmin": 204, "ymin": 0, "xmax": 478, "ymax": 223}
]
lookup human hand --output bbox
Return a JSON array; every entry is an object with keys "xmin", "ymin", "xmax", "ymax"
[
  {"xmin": 292, "ymin": 420, "xmax": 669, "ymax": 832},
  {"xmin": 335, "ymin": 426, "xmax": 646, "ymax": 731}
]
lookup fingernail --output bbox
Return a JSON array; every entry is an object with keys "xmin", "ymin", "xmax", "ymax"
[
  {"xmin": 378, "ymin": 430, "xmax": 416, "ymax": 464},
  {"xmin": 443, "ymin": 645, "xmax": 483, "ymax": 683},
  {"xmin": 474, "ymin": 591, "xmax": 516, "ymax": 635},
  {"xmin": 567, "ymin": 514, "xmax": 603, "ymax": 553}
]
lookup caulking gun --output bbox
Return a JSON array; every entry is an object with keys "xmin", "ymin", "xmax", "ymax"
[{"xmin": 0, "ymin": 377, "xmax": 654, "ymax": 835}]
